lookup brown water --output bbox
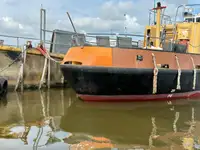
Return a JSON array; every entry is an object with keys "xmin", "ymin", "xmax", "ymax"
[{"xmin": 0, "ymin": 89, "xmax": 200, "ymax": 150}]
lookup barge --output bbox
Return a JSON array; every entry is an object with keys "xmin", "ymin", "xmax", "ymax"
[{"xmin": 60, "ymin": 2, "xmax": 200, "ymax": 102}]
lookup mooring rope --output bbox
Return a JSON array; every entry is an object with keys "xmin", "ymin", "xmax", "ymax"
[
  {"xmin": 175, "ymin": 55, "xmax": 181, "ymax": 90},
  {"xmin": 173, "ymin": 112, "xmax": 180, "ymax": 133},
  {"xmin": 0, "ymin": 53, "xmax": 22, "ymax": 73},
  {"xmin": 190, "ymin": 57, "xmax": 196, "ymax": 90},
  {"xmin": 152, "ymin": 53, "xmax": 158, "ymax": 94},
  {"xmin": 44, "ymin": 51, "xmax": 61, "ymax": 64}
]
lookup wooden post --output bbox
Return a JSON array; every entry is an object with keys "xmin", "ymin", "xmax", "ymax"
[
  {"xmin": 39, "ymin": 56, "xmax": 48, "ymax": 89},
  {"xmin": 15, "ymin": 67, "xmax": 21, "ymax": 91},
  {"xmin": 61, "ymin": 89, "xmax": 64, "ymax": 116},
  {"xmin": 15, "ymin": 45, "xmax": 26, "ymax": 92},
  {"xmin": 47, "ymin": 57, "xmax": 51, "ymax": 89},
  {"xmin": 21, "ymin": 45, "xmax": 26, "ymax": 92}
]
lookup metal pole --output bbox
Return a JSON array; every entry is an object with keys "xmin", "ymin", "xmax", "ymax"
[
  {"xmin": 149, "ymin": 11, "xmax": 151, "ymax": 25},
  {"xmin": 17, "ymin": 37, "xmax": 19, "ymax": 47},
  {"xmin": 43, "ymin": 9, "xmax": 51, "ymax": 89},
  {"xmin": 154, "ymin": 0, "xmax": 156, "ymax": 24},
  {"xmin": 66, "ymin": 12, "xmax": 77, "ymax": 33},
  {"xmin": 40, "ymin": 8, "xmax": 43, "ymax": 43},
  {"xmin": 43, "ymin": 9, "xmax": 46, "ymax": 47}
]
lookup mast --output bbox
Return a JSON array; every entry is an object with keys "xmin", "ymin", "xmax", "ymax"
[
  {"xmin": 152, "ymin": 2, "xmax": 166, "ymax": 48},
  {"xmin": 154, "ymin": 0, "xmax": 156, "ymax": 24}
]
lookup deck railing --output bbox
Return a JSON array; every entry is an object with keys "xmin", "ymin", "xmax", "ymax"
[{"xmin": 1, "ymin": 4, "xmax": 197, "ymax": 54}]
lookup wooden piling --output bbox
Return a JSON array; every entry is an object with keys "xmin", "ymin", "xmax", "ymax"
[
  {"xmin": 39, "ymin": 56, "xmax": 48, "ymax": 89},
  {"xmin": 48, "ymin": 57, "xmax": 50, "ymax": 89},
  {"xmin": 15, "ymin": 46, "xmax": 26, "ymax": 92},
  {"xmin": 21, "ymin": 45, "xmax": 27, "ymax": 92}
]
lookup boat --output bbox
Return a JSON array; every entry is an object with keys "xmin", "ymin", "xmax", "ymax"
[{"xmin": 60, "ymin": 2, "xmax": 200, "ymax": 102}]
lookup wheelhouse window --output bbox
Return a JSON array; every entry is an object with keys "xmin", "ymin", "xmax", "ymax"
[
  {"xmin": 185, "ymin": 18, "xmax": 194, "ymax": 22},
  {"xmin": 196, "ymin": 17, "xmax": 200, "ymax": 22}
]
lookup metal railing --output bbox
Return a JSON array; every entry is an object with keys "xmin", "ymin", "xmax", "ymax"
[
  {"xmin": 148, "ymin": 9, "xmax": 173, "ymax": 25},
  {"xmin": 0, "ymin": 34, "xmax": 42, "ymax": 48},
  {"xmin": 174, "ymin": 4, "xmax": 200, "ymax": 24},
  {"xmin": 1, "ymin": 3, "xmax": 198, "ymax": 54},
  {"xmin": 68, "ymin": 31, "xmax": 190, "ymax": 53}
]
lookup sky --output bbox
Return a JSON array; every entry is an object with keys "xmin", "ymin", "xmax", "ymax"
[{"xmin": 0, "ymin": 0, "xmax": 191, "ymax": 47}]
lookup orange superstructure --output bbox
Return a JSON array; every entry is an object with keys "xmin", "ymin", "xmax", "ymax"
[{"xmin": 61, "ymin": 46, "xmax": 112, "ymax": 66}]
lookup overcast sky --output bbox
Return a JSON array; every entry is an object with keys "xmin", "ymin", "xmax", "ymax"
[{"xmin": 0, "ymin": 0, "xmax": 190, "ymax": 46}]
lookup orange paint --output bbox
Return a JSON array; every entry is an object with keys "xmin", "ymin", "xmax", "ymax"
[
  {"xmin": 62, "ymin": 46, "xmax": 200, "ymax": 70},
  {"xmin": 61, "ymin": 46, "xmax": 112, "ymax": 66},
  {"xmin": 91, "ymin": 136, "xmax": 111, "ymax": 142},
  {"xmin": 69, "ymin": 141, "xmax": 114, "ymax": 149}
]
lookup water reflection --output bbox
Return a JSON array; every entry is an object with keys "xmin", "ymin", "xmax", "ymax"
[{"xmin": 0, "ymin": 89, "xmax": 200, "ymax": 149}]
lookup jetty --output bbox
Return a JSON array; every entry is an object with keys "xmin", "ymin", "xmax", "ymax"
[{"xmin": 0, "ymin": 8, "xmax": 78, "ymax": 91}]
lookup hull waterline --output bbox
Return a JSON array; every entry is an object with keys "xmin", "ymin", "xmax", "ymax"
[
  {"xmin": 77, "ymin": 91, "xmax": 200, "ymax": 102},
  {"xmin": 60, "ymin": 64, "xmax": 200, "ymax": 102}
]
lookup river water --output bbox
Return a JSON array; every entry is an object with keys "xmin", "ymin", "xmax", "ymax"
[{"xmin": 0, "ymin": 89, "xmax": 199, "ymax": 150}]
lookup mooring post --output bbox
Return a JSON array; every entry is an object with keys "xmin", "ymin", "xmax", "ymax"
[
  {"xmin": 39, "ymin": 7, "xmax": 49, "ymax": 89},
  {"xmin": 21, "ymin": 45, "xmax": 27, "ymax": 92},
  {"xmin": 48, "ymin": 57, "xmax": 51, "ymax": 89},
  {"xmin": 39, "ymin": 57, "xmax": 47, "ymax": 89},
  {"xmin": 20, "ymin": 46, "xmax": 24, "ymax": 92},
  {"xmin": 15, "ymin": 45, "xmax": 26, "ymax": 92},
  {"xmin": 43, "ymin": 9, "xmax": 51, "ymax": 89}
]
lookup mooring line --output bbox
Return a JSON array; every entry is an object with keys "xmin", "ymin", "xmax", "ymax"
[
  {"xmin": 191, "ymin": 57, "xmax": 197, "ymax": 90},
  {"xmin": 175, "ymin": 55, "xmax": 181, "ymax": 90},
  {"xmin": 152, "ymin": 53, "xmax": 158, "ymax": 94}
]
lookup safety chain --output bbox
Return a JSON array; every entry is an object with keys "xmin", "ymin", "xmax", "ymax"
[
  {"xmin": 152, "ymin": 53, "xmax": 158, "ymax": 94},
  {"xmin": 175, "ymin": 55, "xmax": 181, "ymax": 90},
  {"xmin": 190, "ymin": 57, "xmax": 196, "ymax": 90}
]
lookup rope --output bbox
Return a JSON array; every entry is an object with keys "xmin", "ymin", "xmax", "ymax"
[
  {"xmin": 0, "ymin": 53, "xmax": 22, "ymax": 73},
  {"xmin": 44, "ymin": 51, "xmax": 61, "ymax": 64},
  {"xmin": 152, "ymin": 53, "xmax": 158, "ymax": 94},
  {"xmin": 173, "ymin": 112, "xmax": 180, "ymax": 133},
  {"xmin": 191, "ymin": 57, "xmax": 197, "ymax": 90},
  {"xmin": 0, "ymin": 45, "xmax": 31, "ymax": 74},
  {"xmin": 187, "ymin": 43, "xmax": 200, "ymax": 48},
  {"xmin": 175, "ymin": 55, "xmax": 181, "ymax": 90},
  {"xmin": 36, "ymin": 46, "xmax": 61, "ymax": 64}
]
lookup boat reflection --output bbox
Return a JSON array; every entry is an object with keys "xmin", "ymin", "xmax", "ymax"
[
  {"xmin": 0, "ymin": 89, "xmax": 74, "ymax": 150},
  {"xmin": 61, "ymin": 99, "xmax": 200, "ymax": 149},
  {"xmin": 0, "ymin": 89, "xmax": 199, "ymax": 149}
]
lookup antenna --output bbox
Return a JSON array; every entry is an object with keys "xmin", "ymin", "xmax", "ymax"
[
  {"xmin": 154, "ymin": 0, "xmax": 156, "ymax": 23},
  {"xmin": 66, "ymin": 12, "xmax": 77, "ymax": 33},
  {"xmin": 124, "ymin": 13, "xmax": 127, "ymax": 36}
]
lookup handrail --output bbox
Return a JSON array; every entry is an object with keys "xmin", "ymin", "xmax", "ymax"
[
  {"xmin": 67, "ymin": 31, "xmax": 191, "ymax": 50},
  {"xmin": 174, "ymin": 4, "xmax": 200, "ymax": 24},
  {"xmin": 172, "ymin": 4, "xmax": 200, "ymax": 45},
  {"xmin": 148, "ymin": 9, "xmax": 173, "ymax": 25},
  {"xmin": 0, "ymin": 34, "xmax": 53, "ymax": 49}
]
